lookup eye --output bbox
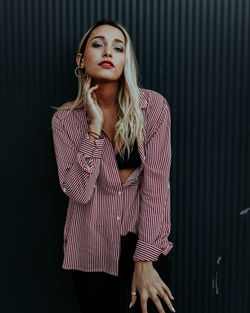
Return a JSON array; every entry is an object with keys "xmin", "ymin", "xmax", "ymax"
[
  {"xmin": 114, "ymin": 45, "xmax": 124, "ymax": 52},
  {"xmin": 92, "ymin": 41, "xmax": 104, "ymax": 48}
]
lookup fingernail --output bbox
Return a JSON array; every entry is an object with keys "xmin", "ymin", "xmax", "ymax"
[
  {"xmin": 171, "ymin": 296, "xmax": 175, "ymax": 300},
  {"xmin": 172, "ymin": 306, "xmax": 176, "ymax": 312},
  {"xmin": 129, "ymin": 302, "xmax": 132, "ymax": 309}
]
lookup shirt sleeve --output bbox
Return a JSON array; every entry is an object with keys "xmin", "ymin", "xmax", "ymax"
[
  {"xmin": 133, "ymin": 98, "xmax": 173, "ymax": 262},
  {"xmin": 51, "ymin": 112, "xmax": 105, "ymax": 205}
]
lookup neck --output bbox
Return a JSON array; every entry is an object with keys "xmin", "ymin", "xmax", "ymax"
[{"xmin": 91, "ymin": 79, "xmax": 120, "ymax": 110}]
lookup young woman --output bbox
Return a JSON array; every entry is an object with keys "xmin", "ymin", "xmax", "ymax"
[{"xmin": 51, "ymin": 20, "xmax": 175, "ymax": 313}]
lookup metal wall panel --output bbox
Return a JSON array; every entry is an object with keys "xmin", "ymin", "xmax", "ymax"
[{"xmin": 1, "ymin": 1, "xmax": 249, "ymax": 312}]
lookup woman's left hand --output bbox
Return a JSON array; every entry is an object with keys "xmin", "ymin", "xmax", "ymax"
[{"xmin": 130, "ymin": 261, "xmax": 175, "ymax": 313}]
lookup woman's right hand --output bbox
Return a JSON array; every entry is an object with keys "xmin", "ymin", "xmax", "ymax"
[{"xmin": 83, "ymin": 75, "xmax": 104, "ymax": 126}]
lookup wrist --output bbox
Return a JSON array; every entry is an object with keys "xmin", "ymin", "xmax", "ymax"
[
  {"xmin": 88, "ymin": 131, "xmax": 104, "ymax": 140},
  {"xmin": 90, "ymin": 122, "xmax": 103, "ymax": 134},
  {"xmin": 90, "ymin": 118, "xmax": 103, "ymax": 127},
  {"xmin": 134, "ymin": 261, "xmax": 153, "ymax": 269}
]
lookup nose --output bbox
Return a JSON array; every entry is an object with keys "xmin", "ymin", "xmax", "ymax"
[{"xmin": 103, "ymin": 45, "xmax": 112, "ymax": 57}]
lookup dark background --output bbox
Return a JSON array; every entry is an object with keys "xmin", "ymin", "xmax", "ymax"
[{"xmin": 1, "ymin": 0, "xmax": 249, "ymax": 312}]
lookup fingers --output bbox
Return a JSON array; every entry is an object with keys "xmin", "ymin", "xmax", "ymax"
[
  {"xmin": 140, "ymin": 293, "xmax": 148, "ymax": 313},
  {"xmin": 158, "ymin": 289, "xmax": 175, "ymax": 312},
  {"xmin": 129, "ymin": 281, "xmax": 137, "ymax": 309},
  {"xmin": 140, "ymin": 286, "xmax": 175, "ymax": 313},
  {"xmin": 140, "ymin": 290, "xmax": 168, "ymax": 313},
  {"xmin": 88, "ymin": 84, "xmax": 99, "ymax": 95},
  {"xmin": 129, "ymin": 293, "xmax": 137, "ymax": 309},
  {"xmin": 150, "ymin": 294, "xmax": 165, "ymax": 313},
  {"xmin": 83, "ymin": 75, "xmax": 93, "ymax": 93},
  {"xmin": 83, "ymin": 75, "xmax": 95, "ymax": 91},
  {"xmin": 145, "ymin": 290, "xmax": 175, "ymax": 313},
  {"xmin": 161, "ymin": 282, "xmax": 174, "ymax": 300},
  {"xmin": 83, "ymin": 75, "xmax": 99, "ymax": 104},
  {"xmin": 158, "ymin": 282, "xmax": 175, "ymax": 312},
  {"xmin": 86, "ymin": 85, "xmax": 99, "ymax": 109}
]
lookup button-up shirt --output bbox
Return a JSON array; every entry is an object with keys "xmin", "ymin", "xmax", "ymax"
[{"xmin": 51, "ymin": 88, "xmax": 173, "ymax": 276}]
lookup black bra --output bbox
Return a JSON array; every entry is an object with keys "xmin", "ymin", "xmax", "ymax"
[{"xmin": 115, "ymin": 140, "xmax": 142, "ymax": 170}]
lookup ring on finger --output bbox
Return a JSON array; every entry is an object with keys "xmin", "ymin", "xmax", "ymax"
[{"xmin": 131, "ymin": 291, "xmax": 137, "ymax": 296}]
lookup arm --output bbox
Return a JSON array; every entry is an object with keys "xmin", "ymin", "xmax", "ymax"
[
  {"xmin": 129, "ymin": 97, "xmax": 175, "ymax": 312},
  {"xmin": 51, "ymin": 112, "xmax": 105, "ymax": 205},
  {"xmin": 133, "ymin": 98, "xmax": 173, "ymax": 262}
]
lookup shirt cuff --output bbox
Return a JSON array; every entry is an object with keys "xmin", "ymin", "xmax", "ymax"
[
  {"xmin": 133, "ymin": 239, "xmax": 163, "ymax": 262},
  {"xmin": 133, "ymin": 240, "xmax": 174, "ymax": 262},
  {"xmin": 76, "ymin": 132, "xmax": 105, "ymax": 173},
  {"xmin": 78, "ymin": 132, "xmax": 105, "ymax": 159}
]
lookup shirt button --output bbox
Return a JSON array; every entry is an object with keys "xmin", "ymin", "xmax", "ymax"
[
  {"xmin": 63, "ymin": 188, "xmax": 66, "ymax": 193},
  {"xmin": 118, "ymin": 191, "xmax": 122, "ymax": 196},
  {"xmin": 117, "ymin": 216, "xmax": 121, "ymax": 221},
  {"xmin": 168, "ymin": 184, "xmax": 170, "ymax": 189}
]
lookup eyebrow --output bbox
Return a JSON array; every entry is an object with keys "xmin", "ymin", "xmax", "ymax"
[{"xmin": 91, "ymin": 35, "xmax": 125, "ymax": 45}]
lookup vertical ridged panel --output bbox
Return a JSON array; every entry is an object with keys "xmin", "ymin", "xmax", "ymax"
[{"xmin": 0, "ymin": 1, "xmax": 249, "ymax": 313}]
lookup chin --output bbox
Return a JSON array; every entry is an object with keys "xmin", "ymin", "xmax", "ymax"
[{"xmin": 91, "ymin": 74, "xmax": 120, "ymax": 83}]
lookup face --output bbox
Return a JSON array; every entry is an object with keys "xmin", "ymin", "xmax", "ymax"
[{"xmin": 77, "ymin": 24, "xmax": 126, "ymax": 82}]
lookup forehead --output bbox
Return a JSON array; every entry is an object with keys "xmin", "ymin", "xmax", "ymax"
[{"xmin": 89, "ymin": 24, "xmax": 126, "ymax": 43}]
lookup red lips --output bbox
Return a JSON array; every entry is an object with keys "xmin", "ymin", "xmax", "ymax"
[{"xmin": 98, "ymin": 60, "xmax": 114, "ymax": 67}]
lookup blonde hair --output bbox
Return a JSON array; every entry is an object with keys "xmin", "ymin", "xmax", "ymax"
[{"xmin": 55, "ymin": 20, "xmax": 144, "ymax": 160}]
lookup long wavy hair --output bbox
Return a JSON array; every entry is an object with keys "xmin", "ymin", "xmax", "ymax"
[{"xmin": 55, "ymin": 20, "xmax": 144, "ymax": 160}]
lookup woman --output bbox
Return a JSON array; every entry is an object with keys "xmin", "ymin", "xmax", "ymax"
[{"xmin": 51, "ymin": 20, "xmax": 175, "ymax": 313}]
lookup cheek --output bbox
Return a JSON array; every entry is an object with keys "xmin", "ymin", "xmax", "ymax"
[
  {"xmin": 83, "ymin": 48, "xmax": 99, "ymax": 67},
  {"xmin": 117, "ymin": 57, "xmax": 126, "ymax": 73},
  {"xmin": 83, "ymin": 52, "xmax": 93, "ymax": 65}
]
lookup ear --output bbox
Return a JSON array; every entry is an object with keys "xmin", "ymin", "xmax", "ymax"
[{"xmin": 76, "ymin": 53, "xmax": 84, "ymax": 68}]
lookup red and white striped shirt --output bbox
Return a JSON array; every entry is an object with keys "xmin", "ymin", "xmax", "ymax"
[{"xmin": 51, "ymin": 88, "xmax": 173, "ymax": 276}]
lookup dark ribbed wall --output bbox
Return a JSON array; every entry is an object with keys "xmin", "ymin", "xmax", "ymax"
[{"xmin": 1, "ymin": 1, "xmax": 249, "ymax": 313}]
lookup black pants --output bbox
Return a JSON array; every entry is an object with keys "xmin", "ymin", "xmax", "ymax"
[{"xmin": 70, "ymin": 232, "xmax": 172, "ymax": 313}]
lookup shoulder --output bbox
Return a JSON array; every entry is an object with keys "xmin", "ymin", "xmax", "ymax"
[
  {"xmin": 139, "ymin": 88, "xmax": 170, "ymax": 133},
  {"xmin": 51, "ymin": 109, "xmax": 70, "ymax": 129},
  {"xmin": 51, "ymin": 103, "xmax": 85, "ymax": 129},
  {"xmin": 139, "ymin": 88, "xmax": 170, "ymax": 113},
  {"xmin": 51, "ymin": 106, "xmax": 71, "ymax": 120}
]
